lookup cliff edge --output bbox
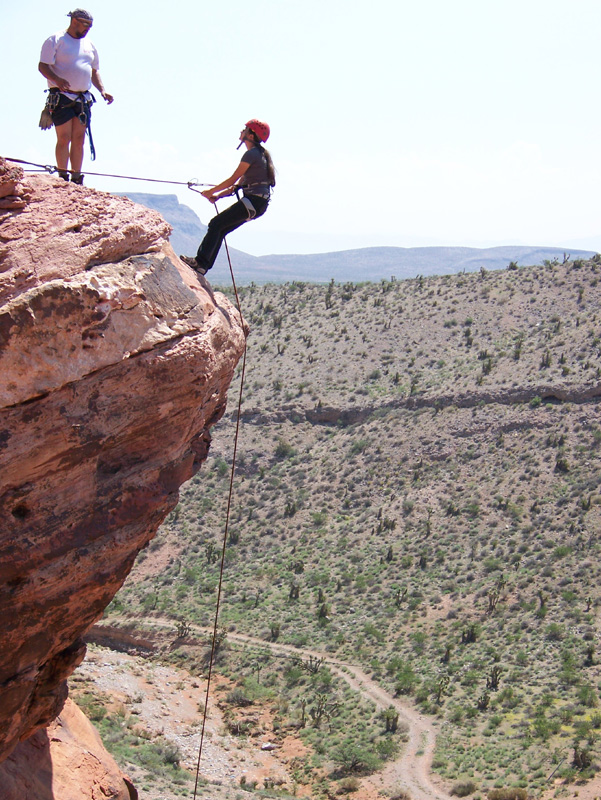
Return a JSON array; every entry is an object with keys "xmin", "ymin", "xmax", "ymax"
[{"xmin": 0, "ymin": 160, "xmax": 247, "ymax": 797}]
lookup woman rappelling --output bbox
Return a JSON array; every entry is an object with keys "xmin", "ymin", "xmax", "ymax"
[{"xmin": 180, "ymin": 119, "xmax": 275, "ymax": 276}]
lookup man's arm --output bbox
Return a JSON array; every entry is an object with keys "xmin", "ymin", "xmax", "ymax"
[
  {"xmin": 91, "ymin": 69, "xmax": 113, "ymax": 104},
  {"xmin": 38, "ymin": 61, "xmax": 71, "ymax": 93}
]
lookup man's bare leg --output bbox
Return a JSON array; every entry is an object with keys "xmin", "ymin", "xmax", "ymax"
[
  {"xmin": 69, "ymin": 118, "xmax": 87, "ymax": 174},
  {"xmin": 54, "ymin": 117, "xmax": 86, "ymax": 180},
  {"xmin": 55, "ymin": 119, "xmax": 74, "ymax": 174}
]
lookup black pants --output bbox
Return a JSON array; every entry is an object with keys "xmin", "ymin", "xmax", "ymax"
[{"xmin": 196, "ymin": 194, "xmax": 269, "ymax": 271}]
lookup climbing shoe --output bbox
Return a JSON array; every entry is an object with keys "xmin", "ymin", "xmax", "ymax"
[
  {"xmin": 180, "ymin": 255, "xmax": 207, "ymax": 276},
  {"xmin": 58, "ymin": 170, "xmax": 70, "ymax": 182},
  {"xmin": 71, "ymin": 173, "xmax": 84, "ymax": 185}
]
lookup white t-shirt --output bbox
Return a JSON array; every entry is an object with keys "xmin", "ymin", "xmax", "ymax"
[{"xmin": 40, "ymin": 30, "xmax": 99, "ymax": 95}]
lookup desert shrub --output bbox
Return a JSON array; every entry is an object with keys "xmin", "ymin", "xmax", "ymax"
[
  {"xmin": 225, "ymin": 686, "xmax": 253, "ymax": 706},
  {"xmin": 350, "ymin": 438, "xmax": 369, "ymax": 455},
  {"xmin": 332, "ymin": 741, "xmax": 382, "ymax": 774},
  {"xmin": 545, "ymin": 622, "xmax": 565, "ymax": 641},
  {"xmin": 154, "ymin": 740, "xmax": 182, "ymax": 766},
  {"xmin": 393, "ymin": 661, "xmax": 419, "ymax": 695},
  {"xmin": 337, "ymin": 776, "xmax": 360, "ymax": 793},
  {"xmin": 488, "ymin": 789, "xmax": 528, "ymax": 800},
  {"xmin": 577, "ymin": 683, "xmax": 598, "ymax": 707},
  {"xmin": 77, "ymin": 695, "xmax": 107, "ymax": 722},
  {"xmin": 274, "ymin": 439, "xmax": 296, "ymax": 459},
  {"xmin": 452, "ymin": 780, "xmax": 478, "ymax": 796},
  {"xmin": 213, "ymin": 456, "xmax": 229, "ymax": 477}
]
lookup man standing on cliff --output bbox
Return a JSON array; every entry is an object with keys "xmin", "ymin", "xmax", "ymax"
[{"xmin": 38, "ymin": 9, "xmax": 113, "ymax": 185}]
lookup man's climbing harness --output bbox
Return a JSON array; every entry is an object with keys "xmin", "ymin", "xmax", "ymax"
[{"xmin": 39, "ymin": 89, "xmax": 98, "ymax": 160}]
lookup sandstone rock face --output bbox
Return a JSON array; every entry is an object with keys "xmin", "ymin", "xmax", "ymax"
[
  {"xmin": 0, "ymin": 169, "xmax": 173, "ymax": 305},
  {"xmin": 0, "ymin": 699, "xmax": 135, "ymax": 800},
  {"xmin": 0, "ymin": 170, "xmax": 246, "ymax": 788}
]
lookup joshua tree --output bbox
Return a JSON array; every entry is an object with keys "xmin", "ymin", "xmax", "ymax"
[
  {"xmin": 310, "ymin": 692, "xmax": 339, "ymax": 728},
  {"xmin": 487, "ymin": 588, "xmax": 502, "ymax": 614},
  {"xmin": 382, "ymin": 705, "xmax": 400, "ymax": 732},
  {"xmin": 573, "ymin": 741, "xmax": 592, "ymax": 770},
  {"xmin": 487, "ymin": 575, "xmax": 507, "ymax": 614},
  {"xmin": 486, "ymin": 666, "xmax": 503, "ymax": 691},
  {"xmin": 175, "ymin": 619, "xmax": 191, "ymax": 639},
  {"xmin": 461, "ymin": 624, "xmax": 478, "ymax": 645},
  {"xmin": 294, "ymin": 655, "xmax": 325, "ymax": 674},
  {"xmin": 394, "ymin": 587, "xmax": 408, "ymax": 608},
  {"xmin": 206, "ymin": 542, "xmax": 218, "ymax": 564},
  {"xmin": 436, "ymin": 676, "xmax": 450, "ymax": 704}
]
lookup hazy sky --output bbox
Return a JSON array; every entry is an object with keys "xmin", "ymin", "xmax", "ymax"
[{"xmin": 3, "ymin": 0, "xmax": 600, "ymax": 255}]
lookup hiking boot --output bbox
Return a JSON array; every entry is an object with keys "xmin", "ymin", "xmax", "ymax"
[
  {"xmin": 71, "ymin": 172, "xmax": 84, "ymax": 185},
  {"xmin": 180, "ymin": 255, "xmax": 208, "ymax": 275}
]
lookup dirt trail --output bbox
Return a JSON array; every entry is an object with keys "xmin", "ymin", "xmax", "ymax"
[
  {"xmin": 223, "ymin": 631, "xmax": 451, "ymax": 800},
  {"xmin": 92, "ymin": 620, "xmax": 453, "ymax": 800}
]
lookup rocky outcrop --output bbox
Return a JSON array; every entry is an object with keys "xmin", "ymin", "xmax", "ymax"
[
  {"xmin": 0, "ymin": 159, "xmax": 28, "ymax": 210},
  {"xmin": 236, "ymin": 381, "xmax": 601, "ymax": 429},
  {"xmin": 0, "ymin": 166, "xmax": 246, "ymax": 793}
]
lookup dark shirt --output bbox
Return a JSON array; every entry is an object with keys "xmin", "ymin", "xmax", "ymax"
[{"xmin": 240, "ymin": 146, "xmax": 271, "ymax": 196}]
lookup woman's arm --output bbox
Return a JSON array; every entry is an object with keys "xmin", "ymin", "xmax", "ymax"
[{"xmin": 202, "ymin": 161, "xmax": 250, "ymax": 202}]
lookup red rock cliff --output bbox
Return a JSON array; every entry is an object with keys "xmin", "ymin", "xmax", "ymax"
[{"xmin": 0, "ymin": 162, "xmax": 246, "ymax": 793}]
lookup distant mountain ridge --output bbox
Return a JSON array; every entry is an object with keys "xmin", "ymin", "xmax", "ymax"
[{"xmin": 121, "ymin": 192, "xmax": 597, "ymax": 284}]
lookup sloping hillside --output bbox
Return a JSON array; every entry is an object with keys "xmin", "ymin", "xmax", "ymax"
[{"xmin": 108, "ymin": 258, "xmax": 601, "ymax": 798}]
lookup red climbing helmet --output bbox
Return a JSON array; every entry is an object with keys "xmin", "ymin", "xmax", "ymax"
[{"xmin": 245, "ymin": 119, "xmax": 270, "ymax": 142}]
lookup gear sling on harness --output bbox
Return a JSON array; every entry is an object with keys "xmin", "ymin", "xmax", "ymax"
[
  {"xmin": 40, "ymin": 88, "xmax": 97, "ymax": 161},
  {"xmin": 235, "ymin": 189, "xmax": 258, "ymax": 220}
]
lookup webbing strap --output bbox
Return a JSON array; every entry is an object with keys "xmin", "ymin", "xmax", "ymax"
[{"xmin": 240, "ymin": 195, "xmax": 257, "ymax": 220}]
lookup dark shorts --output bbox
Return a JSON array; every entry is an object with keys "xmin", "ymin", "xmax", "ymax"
[{"xmin": 50, "ymin": 91, "xmax": 93, "ymax": 127}]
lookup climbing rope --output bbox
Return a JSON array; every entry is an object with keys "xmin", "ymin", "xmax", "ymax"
[
  {"xmin": 193, "ymin": 202, "xmax": 248, "ymax": 800},
  {"xmin": 3, "ymin": 157, "xmax": 212, "ymax": 189}
]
